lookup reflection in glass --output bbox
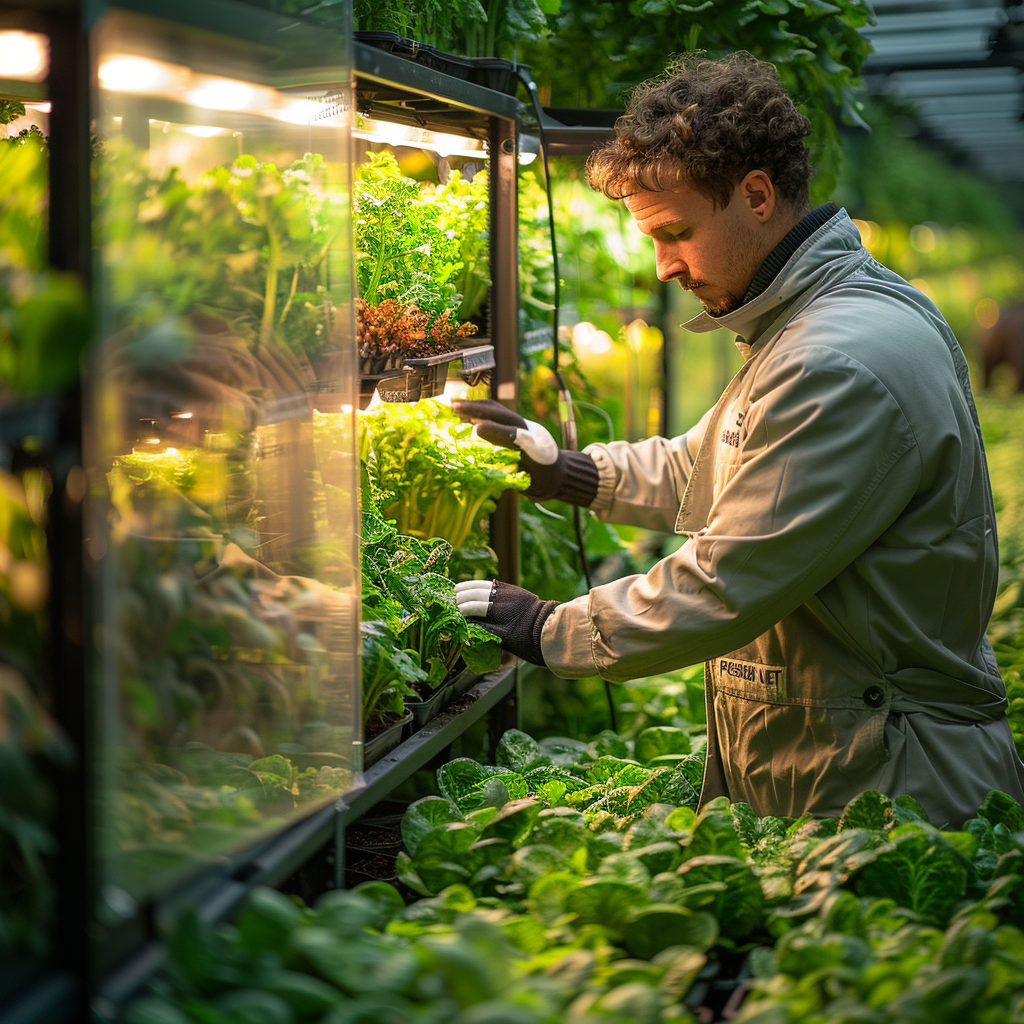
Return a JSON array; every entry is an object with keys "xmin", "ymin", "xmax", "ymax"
[{"xmin": 90, "ymin": 9, "xmax": 358, "ymax": 905}]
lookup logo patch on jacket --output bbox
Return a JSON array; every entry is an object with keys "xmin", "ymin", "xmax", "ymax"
[
  {"xmin": 716, "ymin": 657, "xmax": 786, "ymax": 699},
  {"xmin": 719, "ymin": 411, "xmax": 744, "ymax": 449}
]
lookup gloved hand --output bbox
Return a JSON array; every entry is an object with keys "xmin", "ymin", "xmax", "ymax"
[
  {"xmin": 451, "ymin": 399, "xmax": 600, "ymax": 505},
  {"xmin": 455, "ymin": 579, "xmax": 559, "ymax": 666}
]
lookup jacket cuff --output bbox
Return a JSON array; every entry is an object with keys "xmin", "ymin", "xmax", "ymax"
[
  {"xmin": 555, "ymin": 450, "xmax": 600, "ymax": 506},
  {"xmin": 539, "ymin": 594, "xmax": 599, "ymax": 678},
  {"xmin": 582, "ymin": 444, "xmax": 618, "ymax": 515}
]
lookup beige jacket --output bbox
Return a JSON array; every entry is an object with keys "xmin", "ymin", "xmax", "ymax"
[{"xmin": 541, "ymin": 209, "xmax": 1024, "ymax": 826}]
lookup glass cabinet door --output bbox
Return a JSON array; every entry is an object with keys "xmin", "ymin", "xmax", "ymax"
[
  {"xmin": 0, "ymin": 18, "xmax": 78, "ymax": 981},
  {"xmin": 88, "ymin": 3, "xmax": 359, "ymax": 910}
]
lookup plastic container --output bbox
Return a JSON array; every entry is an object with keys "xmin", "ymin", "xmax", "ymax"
[
  {"xmin": 404, "ymin": 684, "xmax": 452, "ymax": 733},
  {"xmin": 362, "ymin": 710, "xmax": 413, "ymax": 767},
  {"xmin": 354, "ymin": 32, "xmax": 525, "ymax": 95}
]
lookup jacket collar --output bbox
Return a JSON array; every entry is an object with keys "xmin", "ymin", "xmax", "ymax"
[{"xmin": 681, "ymin": 206, "xmax": 866, "ymax": 355}]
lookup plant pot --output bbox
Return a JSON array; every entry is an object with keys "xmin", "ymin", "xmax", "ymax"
[
  {"xmin": 354, "ymin": 32, "xmax": 526, "ymax": 95},
  {"xmin": 465, "ymin": 57, "xmax": 525, "ymax": 95},
  {"xmin": 374, "ymin": 373, "xmax": 421, "ymax": 404},
  {"xmin": 362, "ymin": 710, "xmax": 413, "ymax": 767},
  {"xmin": 446, "ymin": 663, "xmax": 479, "ymax": 699},
  {"xmin": 354, "ymin": 31, "xmax": 473, "ymax": 82},
  {"xmin": 403, "ymin": 683, "xmax": 453, "ymax": 734}
]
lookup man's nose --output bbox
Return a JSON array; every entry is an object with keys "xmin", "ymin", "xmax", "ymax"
[{"xmin": 654, "ymin": 242, "xmax": 686, "ymax": 283}]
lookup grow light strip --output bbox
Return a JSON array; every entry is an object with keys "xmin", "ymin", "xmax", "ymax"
[{"xmin": 353, "ymin": 115, "xmax": 487, "ymax": 159}]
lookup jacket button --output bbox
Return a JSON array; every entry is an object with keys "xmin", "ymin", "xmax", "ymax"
[{"xmin": 863, "ymin": 686, "xmax": 885, "ymax": 708}]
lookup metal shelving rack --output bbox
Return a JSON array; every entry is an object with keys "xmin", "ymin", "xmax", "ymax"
[{"xmin": 0, "ymin": 6, "xmax": 526, "ymax": 1023}]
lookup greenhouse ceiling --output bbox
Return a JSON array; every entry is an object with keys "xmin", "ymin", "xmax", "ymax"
[{"xmin": 861, "ymin": 0, "xmax": 1024, "ymax": 182}]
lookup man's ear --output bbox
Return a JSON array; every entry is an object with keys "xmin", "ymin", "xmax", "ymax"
[{"xmin": 740, "ymin": 170, "xmax": 776, "ymax": 222}]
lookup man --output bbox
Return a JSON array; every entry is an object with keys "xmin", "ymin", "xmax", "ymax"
[{"xmin": 453, "ymin": 52, "xmax": 1024, "ymax": 826}]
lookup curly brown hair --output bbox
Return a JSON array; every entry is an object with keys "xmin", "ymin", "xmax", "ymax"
[{"xmin": 587, "ymin": 52, "xmax": 812, "ymax": 210}]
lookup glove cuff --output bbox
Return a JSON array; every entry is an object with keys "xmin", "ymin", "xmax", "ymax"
[
  {"xmin": 488, "ymin": 582, "xmax": 559, "ymax": 667},
  {"xmin": 525, "ymin": 450, "xmax": 599, "ymax": 506},
  {"xmin": 554, "ymin": 451, "xmax": 600, "ymax": 506}
]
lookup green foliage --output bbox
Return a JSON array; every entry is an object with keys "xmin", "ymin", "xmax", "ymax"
[
  {"xmin": 519, "ymin": 0, "xmax": 875, "ymax": 202},
  {"xmin": 351, "ymin": 0, "xmax": 560, "ymax": 57},
  {"xmin": 360, "ymin": 398, "xmax": 529, "ymax": 549},
  {"xmin": 354, "ymin": 151, "xmax": 460, "ymax": 317},
  {"xmin": 98, "ymin": 142, "xmax": 341, "ymax": 358},
  {"xmin": 0, "ymin": 134, "xmax": 89, "ymax": 399},
  {"xmin": 359, "ymin": 486, "xmax": 502, "ymax": 724},
  {"xmin": 126, "ymin": 716, "xmax": 1024, "ymax": 1023}
]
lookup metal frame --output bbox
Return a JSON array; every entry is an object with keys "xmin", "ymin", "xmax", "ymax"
[{"xmin": 1, "ymin": 11, "xmax": 525, "ymax": 1023}]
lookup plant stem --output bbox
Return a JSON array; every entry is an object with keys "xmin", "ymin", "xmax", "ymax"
[
  {"xmin": 363, "ymin": 207, "xmax": 389, "ymax": 306},
  {"xmin": 262, "ymin": 221, "xmax": 280, "ymax": 347},
  {"xmin": 279, "ymin": 266, "xmax": 299, "ymax": 325}
]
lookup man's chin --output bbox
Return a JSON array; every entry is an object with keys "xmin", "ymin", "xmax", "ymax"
[{"xmin": 701, "ymin": 295, "xmax": 742, "ymax": 317}]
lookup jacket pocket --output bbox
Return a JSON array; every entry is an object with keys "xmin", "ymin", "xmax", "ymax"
[{"xmin": 712, "ymin": 678, "xmax": 890, "ymax": 818}]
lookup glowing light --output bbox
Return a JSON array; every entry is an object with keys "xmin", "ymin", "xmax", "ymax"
[
  {"xmin": 180, "ymin": 125, "xmax": 224, "ymax": 137},
  {"xmin": 99, "ymin": 55, "xmax": 168, "ymax": 92},
  {"xmin": 625, "ymin": 318, "xmax": 649, "ymax": 352},
  {"xmin": 976, "ymin": 298, "xmax": 1000, "ymax": 330},
  {"xmin": 341, "ymin": 404, "xmax": 353, "ymax": 415},
  {"xmin": 571, "ymin": 321, "xmax": 597, "ymax": 350},
  {"xmin": 909, "ymin": 224, "xmax": 938, "ymax": 254},
  {"xmin": 910, "ymin": 278, "xmax": 934, "ymax": 301},
  {"xmin": 163, "ymin": 447, "xmax": 182, "ymax": 458},
  {"xmin": 0, "ymin": 31, "xmax": 48, "ymax": 81},
  {"xmin": 25, "ymin": 101, "xmax": 51, "ymax": 114},
  {"xmin": 273, "ymin": 99, "xmax": 322, "ymax": 125},
  {"xmin": 142, "ymin": 437, "xmax": 162, "ymax": 446},
  {"xmin": 188, "ymin": 77, "xmax": 255, "ymax": 111},
  {"xmin": 171, "ymin": 411, "xmax": 193, "ymax": 419},
  {"xmin": 590, "ymin": 331, "xmax": 613, "ymax": 355},
  {"xmin": 353, "ymin": 116, "xmax": 487, "ymax": 158},
  {"xmin": 852, "ymin": 218, "xmax": 881, "ymax": 251}
]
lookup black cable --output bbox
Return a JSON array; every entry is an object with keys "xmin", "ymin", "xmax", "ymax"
[{"xmin": 517, "ymin": 69, "xmax": 617, "ymax": 731}]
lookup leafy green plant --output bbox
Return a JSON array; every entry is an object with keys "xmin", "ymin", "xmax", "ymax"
[
  {"xmin": 519, "ymin": 0, "xmax": 875, "ymax": 203},
  {"xmin": 350, "ymin": 0, "xmax": 560, "ymax": 57},
  {"xmin": 359, "ymin": 490, "xmax": 502, "ymax": 727},
  {"xmin": 359, "ymin": 398, "xmax": 529, "ymax": 549},
  {"xmin": 0, "ymin": 131, "xmax": 89, "ymax": 399},
  {"xmin": 98, "ymin": 143, "xmax": 341, "ymax": 359},
  {"xmin": 355, "ymin": 151, "xmax": 464, "ymax": 319}
]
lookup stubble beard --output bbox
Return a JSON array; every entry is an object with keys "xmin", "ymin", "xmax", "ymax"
[{"xmin": 696, "ymin": 219, "xmax": 771, "ymax": 318}]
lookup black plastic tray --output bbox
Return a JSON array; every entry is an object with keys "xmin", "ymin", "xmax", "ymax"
[
  {"xmin": 404, "ymin": 684, "xmax": 452, "ymax": 733},
  {"xmin": 354, "ymin": 31, "xmax": 526, "ymax": 95},
  {"xmin": 362, "ymin": 711, "xmax": 413, "ymax": 767}
]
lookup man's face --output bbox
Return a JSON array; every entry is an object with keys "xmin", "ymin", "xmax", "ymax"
[{"xmin": 624, "ymin": 178, "xmax": 774, "ymax": 317}]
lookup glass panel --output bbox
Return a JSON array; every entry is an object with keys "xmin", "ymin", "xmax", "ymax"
[
  {"xmin": 350, "ymin": 126, "xmax": 505, "ymax": 743},
  {"xmin": 89, "ymin": 5, "xmax": 358, "ymax": 909},
  {"xmin": 1, "ymin": 24, "xmax": 70, "ymax": 979}
]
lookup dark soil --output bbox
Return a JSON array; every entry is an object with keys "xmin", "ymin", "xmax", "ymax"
[
  {"xmin": 347, "ymin": 824, "xmax": 402, "ymax": 849},
  {"xmin": 364, "ymin": 710, "xmax": 405, "ymax": 741},
  {"xmin": 346, "ymin": 850, "xmax": 398, "ymax": 881},
  {"xmin": 443, "ymin": 693, "xmax": 475, "ymax": 716}
]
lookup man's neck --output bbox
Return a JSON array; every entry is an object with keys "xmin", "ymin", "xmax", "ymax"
[{"xmin": 742, "ymin": 201, "xmax": 839, "ymax": 305}]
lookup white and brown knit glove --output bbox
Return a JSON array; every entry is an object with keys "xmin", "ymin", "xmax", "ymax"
[{"xmin": 451, "ymin": 399, "xmax": 599, "ymax": 506}]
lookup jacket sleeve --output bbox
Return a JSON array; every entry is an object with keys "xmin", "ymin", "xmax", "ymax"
[
  {"xmin": 583, "ymin": 405, "xmax": 715, "ymax": 532},
  {"xmin": 542, "ymin": 345, "xmax": 922, "ymax": 680}
]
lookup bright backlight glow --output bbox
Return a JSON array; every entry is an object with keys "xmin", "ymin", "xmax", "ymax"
[
  {"xmin": 273, "ymin": 99, "xmax": 322, "ymax": 125},
  {"xmin": 180, "ymin": 125, "xmax": 224, "ymax": 137},
  {"xmin": 99, "ymin": 55, "xmax": 168, "ymax": 92},
  {"xmin": 188, "ymin": 78, "xmax": 255, "ymax": 111},
  {"xmin": 0, "ymin": 31, "xmax": 48, "ymax": 81}
]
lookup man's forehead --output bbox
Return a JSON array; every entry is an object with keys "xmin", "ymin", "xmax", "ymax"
[{"xmin": 624, "ymin": 186, "xmax": 708, "ymax": 229}]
